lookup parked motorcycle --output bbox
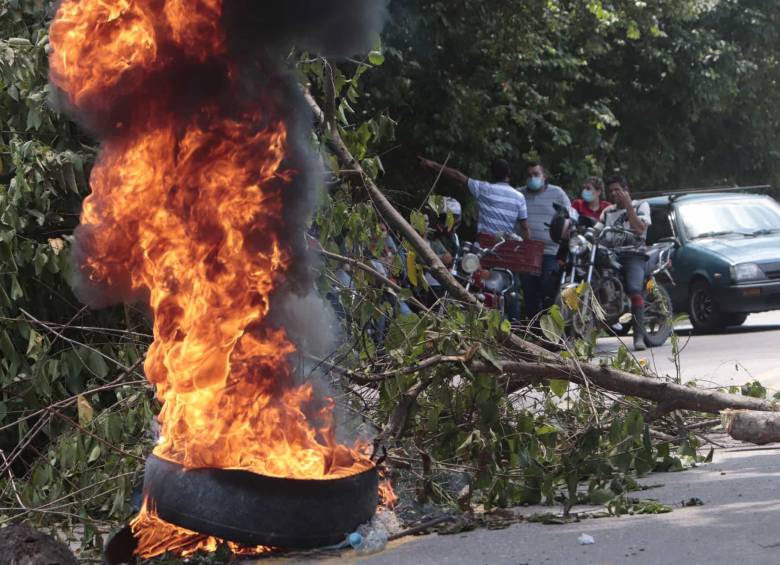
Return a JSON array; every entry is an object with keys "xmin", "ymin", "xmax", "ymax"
[
  {"xmin": 454, "ymin": 233, "xmax": 522, "ymax": 318},
  {"xmin": 551, "ymin": 205, "xmax": 675, "ymax": 346}
]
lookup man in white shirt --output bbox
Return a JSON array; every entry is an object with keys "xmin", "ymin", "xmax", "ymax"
[{"xmin": 599, "ymin": 175, "xmax": 652, "ymax": 351}]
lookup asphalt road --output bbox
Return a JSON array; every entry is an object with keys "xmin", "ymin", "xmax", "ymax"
[
  {"xmin": 353, "ymin": 438, "xmax": 780, "ymax": 565},
  {"xmin": 596, "ymin": 310, "xmax": 780, "ymax": 392}
]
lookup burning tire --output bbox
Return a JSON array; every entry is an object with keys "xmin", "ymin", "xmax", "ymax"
[{"xmin": 143, "ymin": 454, "xmax": 379, "ymax": 548}]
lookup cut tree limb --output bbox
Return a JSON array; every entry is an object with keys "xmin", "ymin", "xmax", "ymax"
[
  {"xmin": 722, "ymin": 409, "xmax": 780, "ymax": 445},
  {"xmin": 476, "ymin": 360, "xmax": 777, "ymax": 414},
  {"xmin": 317, "ymin": 246, "xmax": 429, "ymax": 312},
  {"xmin": 304, "ymin": 90, "xmax": 778, "ymax": 417},
  {"xmin": 305, "ymin": 91, "xmax": 478, "ymax": 309}
]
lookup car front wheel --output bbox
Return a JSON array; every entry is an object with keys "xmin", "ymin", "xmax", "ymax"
[
  {"xmin": 689, "ymin": 281, "xmax": 726, "ymax": 333},
  {"xmin": 725, "ymin": 313, "xmax": 749, "ymax": 327}
]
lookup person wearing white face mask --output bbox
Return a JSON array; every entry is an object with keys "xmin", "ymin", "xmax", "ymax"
[
  {"xmin": 521, "ymin": 160, "xmax": 571, "ymax": 321},
  {"xmin": 572, "ymin": 176, "xmax": 610, "ymax": 222}
]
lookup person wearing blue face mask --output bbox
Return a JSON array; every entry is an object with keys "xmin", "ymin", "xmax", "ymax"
[
  {"xmin": 521, "ymin": 160, "xmax": 571, "ymax": 322},
  {"xmin": 572, "ymin": 176, "xmax": 610, "ymax": 222}
]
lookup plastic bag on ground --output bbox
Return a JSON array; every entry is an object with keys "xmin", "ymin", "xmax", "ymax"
[{"xmin": 352, "ymin": 510, "xmax": 401, "ymax": 555}]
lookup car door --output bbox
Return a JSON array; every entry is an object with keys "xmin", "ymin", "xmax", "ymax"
[{"xmin": 647, "ymin": 204, "xmax": 687, "ymax": 308}]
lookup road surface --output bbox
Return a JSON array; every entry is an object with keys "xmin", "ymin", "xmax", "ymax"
[
  {"xmin": 356, "ymin": 438, "xmax": 780, "ymax": 565},
  {"xmin": 597, "ymin": 311, "xmax": 780, "ymax": 392}
]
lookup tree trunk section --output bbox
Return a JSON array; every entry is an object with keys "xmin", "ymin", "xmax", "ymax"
[{"xmin": 722, "ymin": 409, "xmax": 780, "ymax": 445}]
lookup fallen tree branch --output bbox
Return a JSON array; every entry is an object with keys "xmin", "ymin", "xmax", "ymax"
[
  {"xmin": 320, "ymin": 345, "xmax": 775, "ymax": 415},
  {"xmin": 377, "ymin": 373, "xmax": 438, "ymax": 445},
  {"xmin": 471, "ymin": 360, "xmax": 777, "ymax": 414},
  {"xmin": 332, "ymin": 353, "xmax": 466, "ymax": 385},
  {"xmin": 0, "ymin": 356, "xmax": 146, "ymax": 434},
  {"xmin": 305, "ymin": 91, "xmax": 480, "ymax": 310},
  {"xmin": 316, "ymin": 246, "xmax": 429, "ymax": 312}
]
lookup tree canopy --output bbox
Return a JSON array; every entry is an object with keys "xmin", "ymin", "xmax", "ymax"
[{"xmin": 364, "ymin": 0, "xmax": 780, "ymax": 204}]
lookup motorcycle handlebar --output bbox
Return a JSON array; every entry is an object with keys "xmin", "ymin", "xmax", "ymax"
[{"xmin": 596, "ymin": 226, "xmax": 637, "ymax": 240}]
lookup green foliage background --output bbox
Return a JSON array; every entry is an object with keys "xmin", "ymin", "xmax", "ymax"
[{"xmin": 364, "ymin": 0, "xmax": 780, "ymax": 207}]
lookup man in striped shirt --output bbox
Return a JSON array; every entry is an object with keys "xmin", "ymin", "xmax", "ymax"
[{"xmin": 418, "ymin": 157, "xmax": 530, "ymax": 239}]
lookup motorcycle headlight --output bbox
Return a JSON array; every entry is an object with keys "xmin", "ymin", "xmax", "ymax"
[
  {"xmin": 460, "ymin": 253, "xmax": 481, "ymax": 274},
  {"xmin": 568, "ymin": 234, "xmax": 588, "ymax": 256},
  {"xmin": 730, "ymin": 263, "xmax": 765, "ymax": 282}
]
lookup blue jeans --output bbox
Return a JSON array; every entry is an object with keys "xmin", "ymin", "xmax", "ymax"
[
  {"xmin": 619, "ymin": 251, "xmax": 648, "ymax": 297},
  {"xmin": 521, "ymin": 254, "xmax": 560, "ymax": 321}
]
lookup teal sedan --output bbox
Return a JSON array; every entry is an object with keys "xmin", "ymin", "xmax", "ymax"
[{"xmin": 644, "ymin": 193, "xmax": 780, "ymax": 332}]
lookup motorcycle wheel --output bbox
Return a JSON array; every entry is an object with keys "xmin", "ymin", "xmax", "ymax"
[{"xmin": 643, "ymin": 285, "xmax": 673, "ymax": 347}]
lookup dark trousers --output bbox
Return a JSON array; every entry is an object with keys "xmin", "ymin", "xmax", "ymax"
[
  {"xmin": 619, "ymin": 252, "xmax": 648, "ymax": 298},
  {"xmin": 521, "ymin": 254, "xmax": 560, "ymax": 321}
]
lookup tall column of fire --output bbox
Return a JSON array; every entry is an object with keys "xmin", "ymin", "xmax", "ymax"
[{"xmin": 48, "ymin": 0, "xmax": 385, "ymax": 555}]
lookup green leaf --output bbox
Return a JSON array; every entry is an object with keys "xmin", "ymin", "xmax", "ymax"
[
  {"xmin": 548, "ymin": 379, "xmax": 568, "ymax": 398},
  {"xmin": 588, "ymin": 488, "xmax": 614, "ymax": 505},
  {"xmin": 87, "ymin": 444, "xmax": 101, "ymax": 463},
  {"xmin": 26, "ymin": 328, "xmax": 43, "ymax": 357},
  {"xmin": 624, "ymin": 410, "xmax": 645, "ymax": 437},
  {"xmin": 535, "ymin": 424, "xmax": 559, "ymax": 435},
  {"xmin": 741, "ymin": 380, "xmax": 767, "ymax": 399},
  {"xmin": 517, "ymin": 412, "xmax": 534, "ymax": 434},
  {"xmin": 539, "ymin": 313, "xmax": 562, "ymax": 343},
  {"xmin": 410, "ymin": 210, "xmax": 428, "ymax": 236},
  {"xmin": 0, "ymin": 331, "xmax": 18, "ymax": 363},
  {"xmin": 368, "ymin": 50, "xmax": 385, "ymax": 66},
  {"xmin": 85, "ymin": 349, "xmax": 110, "ymax": 378},
  {"xmin": 548, "ymin": 304, "xmax": 566, "ymax": 330},
  {"xmin": 626, "ymin": 21, "xmax": 641, "ymax": 40}
]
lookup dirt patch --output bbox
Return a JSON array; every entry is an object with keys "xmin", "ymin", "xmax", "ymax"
[{"xmin": 0, "ymin": 523, "xmax": 78, "ymax": 565}]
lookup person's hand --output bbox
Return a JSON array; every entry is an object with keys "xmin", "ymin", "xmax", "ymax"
[
  {"xmin": 613, "ymin": 188, "xmax": 632, "ymax": 209},
  {"xmin": 441, "ymin": 252, "xmax": 453, "ymax": 267}
]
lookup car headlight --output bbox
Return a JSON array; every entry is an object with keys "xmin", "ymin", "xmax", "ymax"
[
  {"xmin": 460, "ymin": 253, "xmax": 481, "ymax": 274},
  {"xmin": 730, "ymin": 263, "xmax": 766, "ymax": 282},
  {"xmin": 569, "ymin": 234, "xmax": 589, "ymax": 256}
]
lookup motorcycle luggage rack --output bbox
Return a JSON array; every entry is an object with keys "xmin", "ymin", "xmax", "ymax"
[{"xmin": 477, "ymin": 234, "xmax": 544, "ymax": 276}]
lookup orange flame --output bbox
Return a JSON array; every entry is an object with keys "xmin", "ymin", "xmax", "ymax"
[
  {"xmin": 131, "ymin": 498, "xmax": 271, "ymax": 559},
  {"xmin": 49, "ymin": 0, "xmax": 374, "ymax": 555},
  {"xmin": 378, "ymin": 479, "xmax": 398, "ymax": 509}
]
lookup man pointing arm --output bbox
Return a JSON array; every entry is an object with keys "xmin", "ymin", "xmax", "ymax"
[{"xmin": 418, "ymin": 157, "xmax": 530, "ymax": 240}]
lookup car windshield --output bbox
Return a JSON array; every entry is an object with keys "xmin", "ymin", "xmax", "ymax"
[{"xmin": 678, "ymin": 197, "xmax": 780, "ymax": 240}]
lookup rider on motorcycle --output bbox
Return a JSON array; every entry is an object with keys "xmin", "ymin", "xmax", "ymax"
[
  {"xmin": 598, "ymin": 175, "xmax": 653, "ymax": 351},
  {"xmin": 424, "ymin": 197, "xmax": 462, "ymax": 305}
]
